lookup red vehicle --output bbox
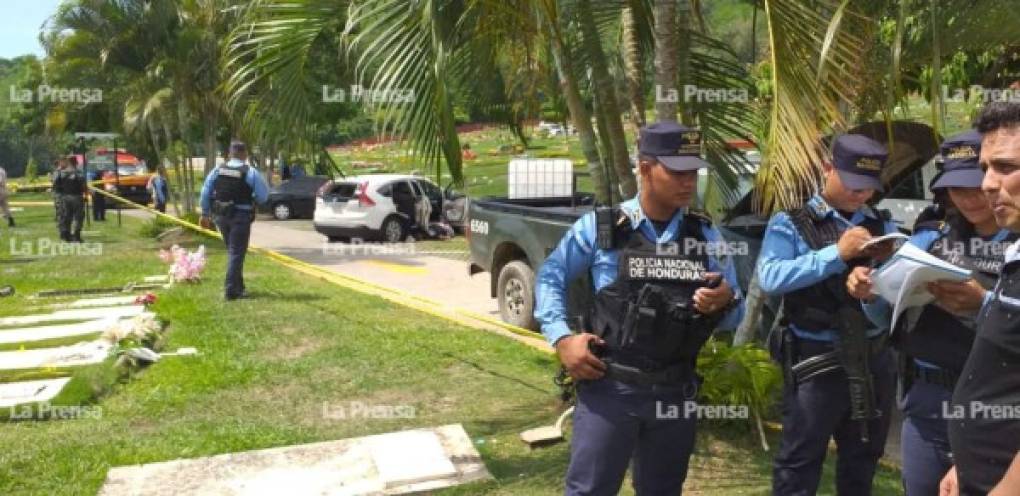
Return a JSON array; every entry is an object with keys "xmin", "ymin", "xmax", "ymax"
[{"xmin": 84, "ymin": 148, "xmax": 151, "ymax": 206}]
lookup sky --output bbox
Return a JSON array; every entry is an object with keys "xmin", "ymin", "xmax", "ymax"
[{"xmin": 0, "ymin": 0, "xmax": 63, "ymax": 59}]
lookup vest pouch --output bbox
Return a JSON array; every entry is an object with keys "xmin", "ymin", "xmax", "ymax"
[{"xmin": 212, "ymin": 200, "xmax": 236, "ymax": 217}]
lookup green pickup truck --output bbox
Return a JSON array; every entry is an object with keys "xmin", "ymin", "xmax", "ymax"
[{"xmin": 467, "ymin": 194, "xmax": 596, "ymax": 331}]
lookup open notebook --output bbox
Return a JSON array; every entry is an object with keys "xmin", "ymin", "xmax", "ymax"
[{"xmin": 871, "ymin": 242, "xmax": 971, "ymax": 332}]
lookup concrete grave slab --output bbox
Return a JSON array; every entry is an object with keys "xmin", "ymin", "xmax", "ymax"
[
  {"xmin": 0, "ymin": 340, "xmax": 112, "ymax": 370},
  {"xmin": 99, "ymin": 424, "xmax": 491, "ymax": 496},
  {"xmin": 143, "ymin": 275, "xmax": 169, "ymax": 283},
  {"xmin": 0, "ymin": 377, "xmax": 72, "ymax": 408},
  {"xmin": 0, "ymin": 305, "xmax": 145, "ymax": 327},
  {"xmin": 0, "ymin": 317, "xmax": 119, "ymax": 345},
  {"xmin": 368, "ymin": 430, "xmax": 458, "ymax": 488},
  {"xmin": 65, "ymin": 296, "xmax": 141, "ymax": 308}
]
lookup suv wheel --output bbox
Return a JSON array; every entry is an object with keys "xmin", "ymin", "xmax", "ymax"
[
  {"xmin": 380, "ymin": 216, "xmax": 407, "ymax": 243},
  {"xmin": 272, "ymin": 202, "xmax": 292, "ymax": 220},
  {"xmin": 497, "ymin": 260, "xmax": 539, "ymax": 331}
]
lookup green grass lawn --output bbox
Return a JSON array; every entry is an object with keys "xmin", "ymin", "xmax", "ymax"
[{"xmin": 0, "ymin": 205, "xmax": 902, "ymax": 495}]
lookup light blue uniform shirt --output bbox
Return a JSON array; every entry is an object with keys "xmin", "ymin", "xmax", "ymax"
[
  {"xmin": 200, "ymin": 159, "xmax": 270, "ymax": 216},
  {"xmin": 757, "ymin": 194, "xmax": 899, "ymax": 341},
  {"xmin": 861, "ymin": 225, "xmax": 1008, "ymax": 367},
  {"xmin": 151, "ymin": 175, "xmax": 168, "ymax": 205},
  {"xmin": 534, "ymin": 197, "xmax": 745, "ymax": 347}
]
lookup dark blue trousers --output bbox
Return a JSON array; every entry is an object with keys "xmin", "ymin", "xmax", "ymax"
[
  {"xmin": 215, "ymin": 209, "xmax": 253, "ymax": 299},
  {"xmin": 565, "ymin": 377, "xmax": 698, "ymax": 496},
  {"xmin": 900, "ymin": 380, "xmax": 953, "ymax": 496},
  {"xmin": 773, "ymin": 345, "xmax": 895, "ymax": 496}
]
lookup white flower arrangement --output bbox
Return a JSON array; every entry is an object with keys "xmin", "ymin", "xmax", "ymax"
[{"xmin": 100, "ymin": 313, "xmax": 162, "ymax": 347}]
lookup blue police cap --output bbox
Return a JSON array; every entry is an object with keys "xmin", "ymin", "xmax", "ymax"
[
  {"xmin": 831, "ymin": 134, "xmax": 887, "ymax": 191},
  {"xmin": 638, "ymin": 121, "xmax": 710, "ymax": 171},
  {"xmin": 931, "ymin": 129, "xmax": 983, "ymax": 190}
]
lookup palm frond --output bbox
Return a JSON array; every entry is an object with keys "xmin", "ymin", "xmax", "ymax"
[{"xmin": 753, "ymin": 0, "xmax": 873, "ymax": 215}]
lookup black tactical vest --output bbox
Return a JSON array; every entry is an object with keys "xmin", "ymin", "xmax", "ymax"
[
  {"xmin": 896, "ymin": 222, "xmax": 1018, "ymax": 373},
  {"xmin": 212, "ymin": 165, "xmax": 253, "ymax": 206},
  {"xmin": 589, "ymin": 211, "xmax": 716, "ymax": 369},
  {"xmin": 55, "ymin": 169, "xmax": 85, "ymax": 195},
  {"xmin": 782, "ymin": 206, "xmax": 888, "ymax": 333}
]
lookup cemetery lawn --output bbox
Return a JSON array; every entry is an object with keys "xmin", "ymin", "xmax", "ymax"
[{"xmin": 0, "ymin": 205, "xmax": 902, "ymax": 495}]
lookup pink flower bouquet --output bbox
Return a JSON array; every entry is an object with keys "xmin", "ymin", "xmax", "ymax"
[{"xmin": 158, "ymin": 244, "xmax": 207, "ymax": 283}]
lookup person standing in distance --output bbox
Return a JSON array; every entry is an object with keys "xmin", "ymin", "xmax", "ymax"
[
  {"xmin": 199, "ymin": 140, "xmax": 269, "ymax": 300},
  {"xmin": 52, "ymin": 156, "xmax": 87, "ymax": 243},
  {"xmin": 0, "ymin": 163, "xmax": 15, "ymax": 228}
]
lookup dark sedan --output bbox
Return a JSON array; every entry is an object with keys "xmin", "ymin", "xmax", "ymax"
[{"xmin": 264, "ymin": 176, "xmax": 330, "ymax": 220}]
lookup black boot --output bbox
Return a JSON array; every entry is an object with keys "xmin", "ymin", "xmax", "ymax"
[{"xmin": 6, "ymin": 217, "xmax": 12, "ymax": 228}]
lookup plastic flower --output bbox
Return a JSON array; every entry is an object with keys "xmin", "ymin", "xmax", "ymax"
[
  {"xmin": 159, "ymin": 245, "xmax": 207, "ymax": 283},
  {"xmin": 134, "ymin": 292, "xmax": 158, "ymax": 306}
]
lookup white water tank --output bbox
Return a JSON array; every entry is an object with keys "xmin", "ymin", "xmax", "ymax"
[{"xmin": 507, "ymin": 158, "xmax": 574, "ymax": 199}]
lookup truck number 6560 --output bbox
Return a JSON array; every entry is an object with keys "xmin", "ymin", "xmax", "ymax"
[{"xmin": 470, "ymin": 219, "xmax": 489, "ymax": 235}]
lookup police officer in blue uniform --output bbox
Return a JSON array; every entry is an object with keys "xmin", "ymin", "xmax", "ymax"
[
  {"xmin": 535, "ymin": 121, "xmax": 744, "ymax": 496},
  {"xmin": 847, "ymin": 129, "xmax": 1016, "ymax": 495},
  {"xmin": 759, "ymin": 134, "xmax": 900, "ymax": 495},
  {"xmin": 200, "ymin": 141, "xmax": 269, "ymax": 300}
]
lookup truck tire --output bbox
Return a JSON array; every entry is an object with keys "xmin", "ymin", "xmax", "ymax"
[{"xmin": 497, "ymin": 260, "xmax": 539, "ymax": 332}]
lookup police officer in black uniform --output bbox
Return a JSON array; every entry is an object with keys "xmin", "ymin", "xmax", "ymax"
[
  {"xmin": 535, "ymin": 122, "xmax": 744, "ymax": 495},
  {"xmin": 758, "ymin": 134, "xmax": 901, "ymax": 495},
  {"xmin": 199, "ymin": 141, "xmax": 269, "ymax": 300},
  {"xmin": 938, "ymin": 102, "xmax": 1020, "ymax": 495},
  {"xmin": 847, "ymin": 129, "xmax": 1016, "ymax": 495},
  {"xmin": 52, "ymin": 156, "xmax": 87, "ymax": 242}
]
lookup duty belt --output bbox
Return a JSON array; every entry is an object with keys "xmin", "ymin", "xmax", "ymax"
[
  {"xmin": 909, "ymin": 362, "xmax": 959, "ymax": 390},
  {"xmin": 790, "ymin": 334, "xmax": 888, "ymax": 384},
  {"xmin": 602, "ymin": 357, "xmax": 695, "ymax": 387}
]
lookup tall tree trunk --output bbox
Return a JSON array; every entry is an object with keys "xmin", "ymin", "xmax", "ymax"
[
  {"xmin": 204, "ymin": 112, "xmax": 218, "ymax": 176},
  {"xmin": 577, "ymin": 0, "xmax": 637, "ymax": 199},
  {"xmin": 653, "ymin": 0, "xmax": 678, "ymax": 122},
  {"xmin": 591, "ymin": 89, "xmax": 619, "ymax": 203},
  {"xmin": 733, "ymin": 269, "xmax": 764, "ymax": 346},
  {"xmin": 621, "ymin": 5, "xmax": 646, "ymax": 136},
  {"xmin": 177, "ymin": 100, "xmax": 196, "ymax": 215},
  {"xmin": 676, "ymin": 0, "xmax": 694, "ymax": 125},
  {"xmin": 547, "ymin": 34, "xmax": 610, "ymax": 203}
]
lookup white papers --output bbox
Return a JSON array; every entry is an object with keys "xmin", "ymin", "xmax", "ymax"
[
  {"xmin": 862, "ymin": 232, "xmax": 909, "ymax": 249},
  {"xmin": 871, "ymin": 243, "xmax": 972, "ymax": 332}
]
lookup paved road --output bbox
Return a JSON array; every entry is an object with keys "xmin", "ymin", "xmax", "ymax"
[{"xmin": 247, "ymin": 218, "xmax": 498, "ymax": 319}]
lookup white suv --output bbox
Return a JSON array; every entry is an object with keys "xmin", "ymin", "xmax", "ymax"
[{"xmin": 313, "ymin": 174, "xmax": 445, "ymax": 242}]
